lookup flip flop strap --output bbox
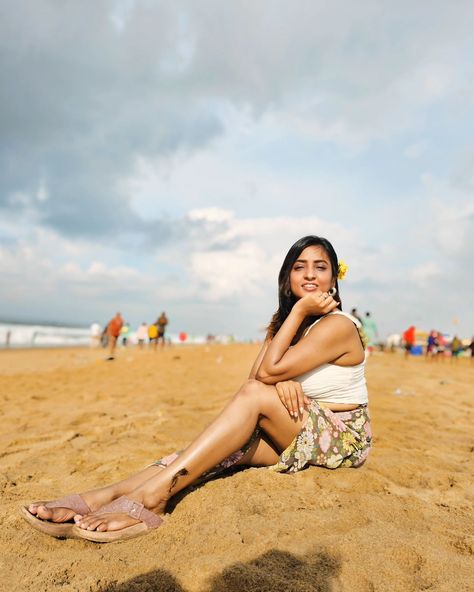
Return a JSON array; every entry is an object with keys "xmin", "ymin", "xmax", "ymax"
[
  {"xmin": 95, "ymin": 495, "xmax": 163, "ymax": 529},
  {"xmin": 46, "ymin": 493, "xmax": 91, "ymax": 515}
]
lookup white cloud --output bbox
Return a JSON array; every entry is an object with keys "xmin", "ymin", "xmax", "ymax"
[
  {"xmin": 109, "ymin": 0, "xmax": 137, "ymax": 33},
  {"xmin": 404, "ymin": 140, "xmax": 427, "ymax": 159},
  {"xmin": 411, "ymin": 261, "xmax": 441, "ymax": 284},
  {"xmin": 36, "ymin": 177, "xmax": 49, "ymax": 202},
  {"xmin": 415, "ymin": 172, "xmax": 474, "ymax": 255},
  {"xmin": 190, "ymin": 242, "xmax": 267, "ymax": 300},
  {"xmin": 188, "ymin": 207, "xmax": 234, "ymax": 224},
  {"xmin": 431, "ymin": 201, "xmax": 474, "ymax": 255}
]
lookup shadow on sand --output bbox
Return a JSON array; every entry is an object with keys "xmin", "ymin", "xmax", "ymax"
[{"xmin": 97, "ymin": 548, "xmax": 340, "ymax": 592}]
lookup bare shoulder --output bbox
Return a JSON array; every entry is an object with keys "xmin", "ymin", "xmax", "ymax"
[
  {"xmin": 306, "ymin": 313, "xmax": 357, "ymax": 341},
  {"xmin": 302, "ymin": 313, "xmax": 364, "ymax": 363}
]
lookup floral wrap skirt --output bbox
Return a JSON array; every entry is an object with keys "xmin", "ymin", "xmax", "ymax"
[
  {"xmin": 269, "ymin": 402, "xmax": 372, "ymax": 473},
  {"xmin": 152, "ymin": 402, "xmax": 371, "ymax": 479}
]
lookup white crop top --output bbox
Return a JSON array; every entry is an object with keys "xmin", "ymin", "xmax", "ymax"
[{"xmin": 295, "ymin": 311, "xmax": 369, "ymax": 405}]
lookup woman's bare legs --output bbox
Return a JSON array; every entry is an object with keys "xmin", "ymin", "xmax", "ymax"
[
  {"xmin": 30, "ymin": 414, "xmax": 280, "ymax": 523},
  {"xmin": 235, "ymin": 433, "xmax": 281, "ymax": 466},
  {"xmin": 76, "ymin": 380, "xmax": 307, "ymax": 532}
]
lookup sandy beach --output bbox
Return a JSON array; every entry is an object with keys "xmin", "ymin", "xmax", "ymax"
[{"xmin": 0, "ymin": 345, "xmax": 473, "ymax": 591}]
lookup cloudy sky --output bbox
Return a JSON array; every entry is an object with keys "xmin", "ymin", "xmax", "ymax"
[{"xmin": 1, "ymin": 1, "xmax": 473, "ymax": 339}]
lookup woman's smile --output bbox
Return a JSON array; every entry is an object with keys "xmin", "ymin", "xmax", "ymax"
[{"xmin": 301, "ymin": 283, "xmax": 319, "ymax": 292}]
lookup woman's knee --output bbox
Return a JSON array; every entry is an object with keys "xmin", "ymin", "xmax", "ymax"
[
  {"xmin": 234, "ymin": 379, "xmax": 267, "ymax": 403},
  {"xmin": 233, "ymin": 379, "xmax": 274, "ymax": 411}
]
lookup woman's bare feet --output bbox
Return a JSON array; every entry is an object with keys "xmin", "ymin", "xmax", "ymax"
[
  {"xmin": 27, "ymin": 462, "xmax": 170, "ymax": 523},
  {"xmin": 27, "ymin": 504, "xmax": 81, "ymax": 524},
  {"xmin": 27, "ymin": 487, "xmax": 114, "ymax": 523},
  {"xmin": 74, "ymin": 476, "xmax": 174, "ymax": 532}
]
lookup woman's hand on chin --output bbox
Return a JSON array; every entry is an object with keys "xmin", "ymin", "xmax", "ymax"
[{"xmin": 293, "ymin": 290, "xmax": 339, "ymax": 317}]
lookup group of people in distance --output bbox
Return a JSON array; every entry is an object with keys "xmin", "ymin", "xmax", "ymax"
[
  {"xmin": 136, "ymin": 313, "xmax": 169, "ymax": 351},
  {"xmin": 90, "ymin": 312, "xmax": 169, "ymax": 360},
  {"xmin": 403, "ymin": 325, "xmax": 473, "ymax": 361},
  {"xmin": 426, "ymin": 330, "xmax": 468, "ymax": 362}
]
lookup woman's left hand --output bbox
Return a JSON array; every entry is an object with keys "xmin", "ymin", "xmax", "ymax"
[
  {"xmin": 293, "ymin": 290, "xmax": 339, "ymax": 318},
  {"xmin": 275, "ymin": 380, "xmax": 311, "ymax": 418}
]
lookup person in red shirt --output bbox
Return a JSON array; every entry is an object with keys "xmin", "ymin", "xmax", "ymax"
[
  {"xmin": 106, "ymin": 312, "xmax": 124, "ymax": 360},
  {"xmin": 403, "ymin": 325, "xmax": 416, "ymax": 359}
]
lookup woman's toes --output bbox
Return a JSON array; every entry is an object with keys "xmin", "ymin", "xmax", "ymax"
[
  {"xmin": 87, "ymin": 519, "xmax": 103, "ymax": 531},
  {"xmin": 78, "ymin": 516, "xmax": 99, "ymax": 530},
  {"xmin": 36, "ymin": 505, "xmax": 53, "ymax": 520}
]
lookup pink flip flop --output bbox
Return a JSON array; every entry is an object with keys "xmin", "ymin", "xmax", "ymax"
[
  {"xmin": 72, "ymin": 495, "xmax": 164, "ymax": 543},
  {"xmin": 20, "ymin": 493, "xmax": 91, "ymax": 538}
]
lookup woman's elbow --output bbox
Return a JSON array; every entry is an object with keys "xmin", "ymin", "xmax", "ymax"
[{"xmin": 255, "ymin": 369, "xmax": 278, "ymax": 384}]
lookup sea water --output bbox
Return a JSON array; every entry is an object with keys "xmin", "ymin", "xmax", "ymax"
[
  {"xmin": 0, "ymin": 322, "xmax": 90, "ymax": 348},
  {"xmin": 0, "ymin": 322, "xmax": 213, "ymax": 347}
]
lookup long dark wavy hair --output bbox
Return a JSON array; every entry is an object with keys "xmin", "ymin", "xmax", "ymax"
[{"xmin": 266, "ymin": 236, "xmax": 342, "ymax": 340}]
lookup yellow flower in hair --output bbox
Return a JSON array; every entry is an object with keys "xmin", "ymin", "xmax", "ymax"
[{"xmin": 337, "ymin": 260, "xmax": 348, "ymax": 280}]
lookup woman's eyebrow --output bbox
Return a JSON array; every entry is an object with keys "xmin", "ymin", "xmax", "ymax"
[{"xmin": 295, "ymin": 258, "xmax": 328, "ymax": 264}]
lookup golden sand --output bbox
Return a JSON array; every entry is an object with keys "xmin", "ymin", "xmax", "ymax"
[{"xmin": 1, "ymin": 345, "xmax": 473, "ymax": 591}]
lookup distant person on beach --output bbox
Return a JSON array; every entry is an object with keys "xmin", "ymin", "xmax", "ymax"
[
  {"xmin": 21, "ymin": 236, "xmax": 372, "ymax": 543},
  {"xmin": 402, "ymin": 326, "xmax": 416, "ymax": 358},
  {"xmin": 121, "ymin": 323, "xmax": 131, "ymax": 347},
  {"xmin": 350, "ymin": 308, "xmax": 363, "ymax": 325},
  {"xmin": 101, "ymin": 324, "xmax": 109, "ymax": 348},
  {"xmin": 5, "ymin": 330, "xmax": 11, "ymax": 348},
  {"xmin": 89, "ymin": 322, "xmax": 102, "ymax": 348},
  {"xmin": 106, "ymin": 313, "xmax": 124, "ymax": 360},
  {"xmin": 362, "ymin": 312, "xmax": 378, "ymax": 352},
  {"xmin": 436, "ymin": 332, "xmax": 447, "ymax": 362},
  {"xmin": 157, "ymin": 312, "xmax": 169, "ymax": 348},
  {"xmin": 148, "ymin": 322, "xmax": 159, "ymax": 351},
  {"xmin": 450, "ymin": 335, "xmax": 462, "ymax": 362},
  {"xmin": 136, "ymin": 323, "xmax": 148, "ymax": 349},
  {"xmin": 426, "ymin": 330, "xmax": 438, "ymax": 361}
]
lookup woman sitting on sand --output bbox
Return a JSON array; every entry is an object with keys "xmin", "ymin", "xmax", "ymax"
[{"xmin": 22, "ymin": 236, "xmax": 372, "ymax": 543}]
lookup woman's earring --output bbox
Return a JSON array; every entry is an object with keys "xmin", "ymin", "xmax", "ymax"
[
  {"xmin": 328, "ymin": 287, "xmax": 337, "ymax": 297},
  {"xmin": 286, "ymin": 289, "xmax": 293, "ymax": 298}
]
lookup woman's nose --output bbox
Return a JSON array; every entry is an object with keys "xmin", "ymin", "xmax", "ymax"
[{"xmin": 304, "ymin": 268, "xmax": 316, "ymax": 280}]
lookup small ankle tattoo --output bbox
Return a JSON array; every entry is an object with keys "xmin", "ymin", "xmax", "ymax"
[{"xmin": 169, "ymin": 468, "xmax": 188, "ymax": 493}]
